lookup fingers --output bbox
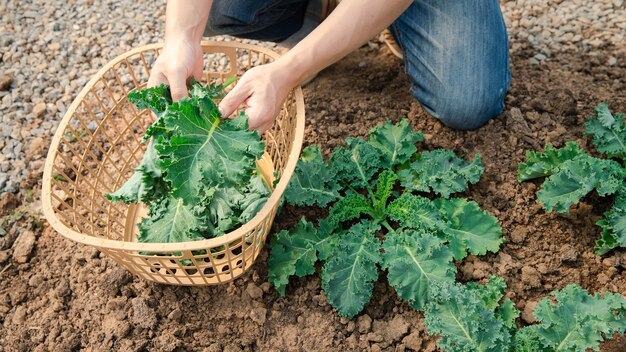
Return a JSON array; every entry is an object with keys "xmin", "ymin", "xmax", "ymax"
[
  {"xmin": 147, "ymin": 71, "xmax": 168, "ymax": 88},
  {"xmin": 218, "ymin": 83, "xmax": 252, "ymax": 118},
  {"xmin": 168, "ymin": 71, "xmax": 190, "ymax": 102}
]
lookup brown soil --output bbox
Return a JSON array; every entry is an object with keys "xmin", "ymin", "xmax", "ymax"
[{"xmin": 2, "ymin": 43, "xmax": 626, "ymax": 351}]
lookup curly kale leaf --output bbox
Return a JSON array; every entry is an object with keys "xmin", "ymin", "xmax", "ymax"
[
  {"xmin": 128, "ymin": 83, "xmax": 172, "ymax": 116},
  {"xmin": 138, "ymin": 196, "xmax": 206, "ymax": 244},
  {"xmin": 322, "ymin": 220, "xmax": 382, "ymax": 318},
  {"xmin": 585, "ymin": 103, "xmax": 626, "ymax": 159},
  {"xmin": 157, "ymin": 85, "xmax": 265, "ymax": 203},
  {"xmin": 284, "ymin": 145, "xmax": 340, "ymax": 207},
  {"xmin": 537, "ymin": 156, "xmax": 624, "ymax": 213},
  {"xmin": 398, "ymin": 149, "xmax": 483, "ymax": 198},
  {"xmin": 373, "ymin": 170, "xmax": 397, "ymax": 214},
  {"xmin": 465, "ymin": 276, "xmax": 519, "ymax": 330},
  {"xmin": 368, "ymin": 118, "xmax": 423, "ymax": 168},
  {"xmin": 425, "ymin": 281, "xmax": 511, "ymax": 352},
  {"xmin": 387, "ymin": 193, "xmax": 447, "ymax": 230},
  {"xmin": 436, "ymin": 198, "xmax": 504, "ymax": 260},
  {"xmin": 382, "ymin": 230, "xmax": 456, "ymax": 310},
  {"xmin": 328, "ymin": 137, "xmax": 384, "ymax": 190},
  {"xmin": 595, "ymin": 190, "xmax": 626, "ymax": 255},
  {"xmin": 518, "ymin": 142, "xmax": 586, "ymax": 182},
  {"xmin": 529, "ymin": 284, "xmax": 626, "ymax": 351},
  {"xmin": 106, "ymin": 139, "xmax": 168, "ymax": 204},
  {"xmin": 268, "ymin": 218, "xmax": 335, "ymax": 295},
  {"xmin": 328, "ymin": 193, "xmax": 374, "ymax": 225}
]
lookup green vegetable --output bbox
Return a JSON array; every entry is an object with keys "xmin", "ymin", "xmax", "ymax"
[
  {"xmin": 398, "ymin": 149, "xmax": 483, "ymax": 198},
  {"xmin": 107, "ymin": 81, "xmax": 270, "ymax": 246},
  {"xmin": 519, "ymin": 104, "xmax": 626, "ymax": 254},
  {"xmin": 270, "ymin": 119, "xmax": 502, "ymax": 318},
  {"xmin": 425, "ymin": 276, "xmax": 626, "ymax": 352}
]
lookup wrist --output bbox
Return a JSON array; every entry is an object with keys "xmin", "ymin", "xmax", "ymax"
[{"xmin": 274, "ymin": 50, "xmax": 313, "ymax": 87}]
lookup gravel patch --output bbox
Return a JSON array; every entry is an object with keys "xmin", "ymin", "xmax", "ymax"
[{"xmin": 0, "ymin": 0, "xmax": 623, "ymax": 195}]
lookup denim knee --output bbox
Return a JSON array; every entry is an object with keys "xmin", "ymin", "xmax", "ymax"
[
  {"xmin": 205, "ymin": 0, "xmax": 307, "ymax": 42},
  {"xmin": 422, "ymin": 86, "xmax": 507, "ymax": 131}
]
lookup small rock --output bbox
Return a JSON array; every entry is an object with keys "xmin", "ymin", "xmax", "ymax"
[
  {"xmin": 0, "ymin": 250, "xmax": 10, "ymax": 264},
  {"xmin": 0, "ymin": 192, "xmax": 18, "ymax": 217},
  {"xmin": 33, "ymin": 103, "xmax": 47, "ymax": 118},
  {"xmin": 509, "ymin": 227, "xmax": 528, "ymax": 244},
  {"xmin": 402, "ymin": 331, "xmax": 422, "ymax": 351},
  {"xmin": 12, "ymin": 231, "xmax": 36, "ymax": 263},
  {"xmin": 102, "ymin": 267, "xmax": 133, "ymax": 296},
  {"xmin": 131, "ymin": 298, "xmax": 158, "ymax": 329},
  {"xmin": 528, "ymin": 58, "xmax": 539, "ymax": 65},
  {"xmin": 560, "ymin": 244, "xmax": 579, "ymax": 263},
  {"xmin": 521, "ymin": 266, "xmax": 542, "ymax": 289},
  {"xmin": 168, "ymin": 307, "xmax": 182, "ymax": 321},
  {"xmin": 366, "ymin": 332, "xmax": 384, "ymax": 343},
  {"xmin": 27, "ymin": 137, "xmax": 46, "ymax": 160},
  {"xmin": 357, "ymin": 314, "xmax": 372, "ymax": 333},
  {"xmin": 249, "ymin": 307, "xmax": 267, "ymax": 325},
  {"xmin": 521, "ymin": 301, "xmax": 538, "ymax": 324},
  {"xmin": 533, "ymin": 53, "xmax": 547, "ymax": 61},
  {"xmin": 246, "ymin": 283, "xmax": 263, "ymax": 300},
  {"xmin": 0, "ymin": 75, "xmax": 12, "ymax": 91},
  {"xmin": 384, "ymin": 316, "xmax": 410, "ymax": 342}
]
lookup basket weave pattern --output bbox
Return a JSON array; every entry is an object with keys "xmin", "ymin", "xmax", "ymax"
[{"xmin": 42, "ymin": 41, "xmax": 305, "ymax": 285}]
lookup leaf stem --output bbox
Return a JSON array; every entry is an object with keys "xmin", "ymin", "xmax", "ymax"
[{"xmin": 381, "ymin": 220, "xmax": 395, "ymax": 234}]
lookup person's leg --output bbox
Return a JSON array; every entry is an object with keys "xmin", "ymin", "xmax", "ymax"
[
  {"xmin": 205, "ymin": 0, "xmax": 309, "ymax": 42},
  {"xmin": 390, "ymin": 0, "xmax": 510, "ymax": 130}
]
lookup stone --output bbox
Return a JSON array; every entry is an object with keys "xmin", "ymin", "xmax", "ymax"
[
  {"xmin": 521, "ymin": 301, "xmax": 538, "ymax": 324},
  {"xmin": 131, "ymin": 297, "xmax": 158, "ymax": 329},
  {"xmin": 249, "ymin": 307, "xmax": 267, "ymax": 325},
  {"xmin": 12, "ymin": 231, "xmax": 36, "ymax": 263},
  {"xmin": 33, "ymin": 102, "xmax": 47, "ymax": 118},
  {"xmin": 0, "ymin": 75, "xmax": 12, "ymax": 91},
  {"xmin": 357, "ymin": 314, "xmax": 372, "ymax": 333},
  {"xmin": 245, "ymin": 283, "xmax": 263, "ymax": 300}
]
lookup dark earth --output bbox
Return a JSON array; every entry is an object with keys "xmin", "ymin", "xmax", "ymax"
[{"xmin": 1, "ymin": 39, "xmax": 626, "ymax": 351}]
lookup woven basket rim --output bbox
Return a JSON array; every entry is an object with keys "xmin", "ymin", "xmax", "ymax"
[{"xmin": 41, "ymin": 40, "xmax": 305, "ymax": 252}]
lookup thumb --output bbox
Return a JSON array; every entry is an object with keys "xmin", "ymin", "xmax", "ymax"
[
  {"xmin": 218, "ymin": 83, "xmax": 251, "ymax": 118},
  {"xmin": 168, "ymin": 72, "xmax": 190, "ymax": 102}
]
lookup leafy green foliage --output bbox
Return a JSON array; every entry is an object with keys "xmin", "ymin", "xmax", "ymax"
[
  {"xmin": 596, "ymin": 191, "xmax": 626, "ymax": 255},
  {"xmin": 367, "ymin": 118, "xmax": 423, "ymax": 168},
  {"xmin": 269, "ymin": 119, "xmax": 502, "ymax": 319},
  {"xmin": 519, "ymin": 104, "xmax": 626, "ymax": 254},
  {"xmin": 585, "ymin": 103, "xmax": 626, "ymax": 159},
  {"xmin": 399, "ymin": 149, "xmax": 483, "ymax": 198},
  {"xmin": 268, "ymin": 219, "xmax": 325, "ymax": 295},
  {"xmin": 157, "ymin": 91, "xmax": 265, "ymax": 202},
  {"xmin": 528, "ymin": 284, "xmax": 626, "ymax": 351},
  {"xmin": 138, "ymin": 196, "xmax": 205, "ymax": 244},
  {"xmin": 328, "ymin": 137, "xmax": 383, "ymax": 189},
  {"xmin": 284, "ymin": 146, "xmax": 340, "ymax": 207},
  {"xmin": 382, "ymin": 230, "xmax": 456, "ymax": 310},
  {"xmin": 322, "ymin": 221, "xmax": 382, "ymax": 318},
  {"xmin": 425, "ymin": 280, "xmax": 512, "ymax": 352},
  {"xmin": 107, "ymin": 81, "xmax": 270, "ymax": 245},
  {"xmin": 518, "ymin": 142, "xmax": 585, "ymax": 182},
  {"xmin": 537, "ymin": 156, "xmax": 623, "ymax": 213},
  {"xmin": 105, "ymin": 139, "xmax": 167, "ymax": 204},
  {"xmin": 436, "ymin": 198, "xmax": 504, "ymax": 260}
]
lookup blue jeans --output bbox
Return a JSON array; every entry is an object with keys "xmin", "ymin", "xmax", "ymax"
[{"xmin": 206, "ymin": 0, "xmax": 510, "ymax": 130}]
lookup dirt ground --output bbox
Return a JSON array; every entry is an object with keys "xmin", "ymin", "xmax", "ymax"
[{"xmin": 1, "ymin": 42, "xmax": 626, "ymax": 351}]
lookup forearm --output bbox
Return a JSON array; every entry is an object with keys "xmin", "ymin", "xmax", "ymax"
[
  {"xmin": 278, "ymin": 0, "xmax": 413, "ymax": 85},
  {"xmin": 165, "ymin": 0, "xmax": 212, "ymax": 43}
]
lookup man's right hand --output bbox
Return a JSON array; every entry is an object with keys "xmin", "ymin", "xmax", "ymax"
[{"xmin": 147, "ymin": 39, "xmax": 203, "ymax": 101}]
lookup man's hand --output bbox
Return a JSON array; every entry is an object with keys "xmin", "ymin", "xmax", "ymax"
[
  {"xmin": 147, "ymin": 39, "xmax": 203, "ymax": 101},
  {"xmin": 147, "ymin": 0, "xmax": 212, "ymax": 100},
  {"xmin": 218, "ymin": 61, "xmax": 298, "ymax": 133}
]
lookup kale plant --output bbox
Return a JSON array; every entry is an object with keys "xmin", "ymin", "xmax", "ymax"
[
  {"xmin": 106, "ymin": 80, "xmax": 270, "ymax": 243},
  {"xmin": 518, "ymin": 104, "xmax": 626, "ymax": 255},
  {"xmin": 268, "ymin": 119, "xmax": 503, "ymax": 318}
]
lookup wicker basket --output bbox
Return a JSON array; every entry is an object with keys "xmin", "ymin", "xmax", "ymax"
[{"xmin": 41, "ymin": 41, "xmax": 305, "ymax": 285}]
